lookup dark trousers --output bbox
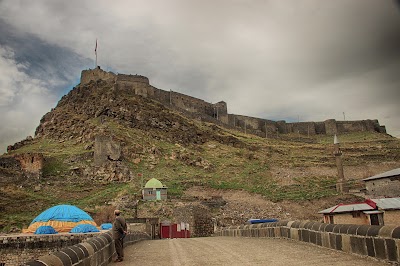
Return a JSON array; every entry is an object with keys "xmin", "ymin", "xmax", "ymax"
[{"xmin": 115, "ymin": 238, "xmax": 124, "ymax": 259}]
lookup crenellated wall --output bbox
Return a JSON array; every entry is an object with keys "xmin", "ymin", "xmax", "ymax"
[
  {"xmin": 80, "ymin": 67, "xmax": 116, "ymax": 84},
  {"xmin": 216, "ymin": 221, "xmax": 400, "ymax": 263},
  {"xmin": 80, "ymin": 68, "xmax": 387, "ymax": 137}
]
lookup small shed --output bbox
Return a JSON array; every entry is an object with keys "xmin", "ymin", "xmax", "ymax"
[
  {"xmin": 160, "ymin": 220, "xmax": 190, "ymax": 239},
  {"xmin": 363, "ymin": 168, "xmax": 400, "ymax": 197},
  {"xmin": 142, "ymin": 178, "xmax": 167, "ymax": 200},
  {"xmin": 319, "ymin": 197, "xmax": 400, "ymax": 226}
]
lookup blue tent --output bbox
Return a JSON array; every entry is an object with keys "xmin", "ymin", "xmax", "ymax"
[
  {"xmin": 31, "ymin": 204, "xmax": 94, "ymax": 223},
  {"xmin": 24, "ymin": 204, "xmax": 97, "ymax": 233},
  {"xmin": 34, "ymin": 225, "xmax": 58, "ymax": 234},
  {"xmin": 70, "ymin": 224, "xmax": 100, "ymax": 233},
  {"xmin": 101, "ymin": 223, "xmax": 113, "ymax": 230}
]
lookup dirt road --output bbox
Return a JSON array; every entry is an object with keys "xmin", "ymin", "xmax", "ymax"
[{"xmin": 114, "ymin": 237, "xmax": 390, "ymax": 266}]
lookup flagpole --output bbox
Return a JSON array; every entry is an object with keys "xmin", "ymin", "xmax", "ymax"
[{"xmin": 95, "ymin": 39, "xmax": 98, "ymax": 68}]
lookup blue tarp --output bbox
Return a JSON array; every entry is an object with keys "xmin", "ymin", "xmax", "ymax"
[
  {"xmin": 31, "ymin": 204, "xmax": 95, "ymax": 224},
  {"xmin": 70, "ymin": 224, "xmax": 100, "ymax": 233},
  {"xmin": 247, "ymin": 219, "xmax": 278, "ymax": 224},
  {"xmin": 100, "ymin": 223, "xmax": 113, "ymax": 230},
  {"xmin": 34, "ymin": 225, "xmax": 58, "ymax": 234}
]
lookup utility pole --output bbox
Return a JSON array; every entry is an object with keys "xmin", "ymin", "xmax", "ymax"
[
  {"xmin": 134, "ymin": 193, "xmax": 139, "ymax": 218},
  {"xmin": 343, "ymin": 112, "xmax": 346, "ymax": 121},
  {"xmin": 213, "ymin": 106, "xmax": 216, "ymax": 119},
  {"xmin": 333, "ymin": 135, "xmax": 346, "ymax": 193},
  {"xmin": 138, "ymin": 173, "xmax": 144, "ymax": 190},
  {"xmin": 265, "ymin": 121, "xmax": 268, "ymax": 138},
  {"xmin": 169, "ymin": 90, "xmax": 172, "ymax": 105},
  {"xmin": 244, "ymin": 121, "xmax": 247, "ymax": 134}
]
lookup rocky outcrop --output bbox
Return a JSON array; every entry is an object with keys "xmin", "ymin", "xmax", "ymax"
[{"xmin": 7, "ymin": 136, "xmax": 34, "ymax": 152}]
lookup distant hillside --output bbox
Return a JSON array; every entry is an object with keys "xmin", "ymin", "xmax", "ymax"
[{"xmin": 0, "ymin": 70, "xmax": 399, "ymax": 233}]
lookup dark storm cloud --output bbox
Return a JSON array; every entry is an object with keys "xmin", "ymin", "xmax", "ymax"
[
  {"xmin": 0, "ymin": 19, "xmax": 92, "ymax": 93},
  {"xmin": 0, "ymin": 18, "xmax": 92, "ymax": 152}
]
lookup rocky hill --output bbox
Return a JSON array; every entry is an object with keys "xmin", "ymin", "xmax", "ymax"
[{"xmin": 1, "ymin": 73, "xmax": 400, "ymax": 234}]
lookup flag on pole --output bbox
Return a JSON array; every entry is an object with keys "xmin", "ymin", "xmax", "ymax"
[{"xmin": 94, "ymin": 39, "xmax": 98, "ymax": 68}]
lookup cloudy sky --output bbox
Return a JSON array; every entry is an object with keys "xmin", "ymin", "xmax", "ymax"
[{"xmin": 0, "ymin": 0, "xmax": 399, "ymax": 153}]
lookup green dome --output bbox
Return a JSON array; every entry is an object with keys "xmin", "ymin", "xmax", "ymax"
[{"xmin": 144, "ymin": 178, "xmax": 163, "ymax": 188}]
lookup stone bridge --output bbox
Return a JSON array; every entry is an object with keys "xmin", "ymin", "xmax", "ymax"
[{"xmin": 3, "ymin": 220, "xmax": 399, "ymax": 265}]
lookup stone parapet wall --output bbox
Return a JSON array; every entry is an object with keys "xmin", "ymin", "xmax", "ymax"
[
  {"xmin": 116, "ymin": 74, "xmax": 149, "ymax": 84},
  {"xmin": 216, "ymin": 220, "xmax": 400, "ymax": 263},
  {"xmin": 1, "ymin": 232, "xmax": 99, "ymax": 265},
  {"xmin": 0, "ymin": 231, "xmax": 150, "ymax": 266}
]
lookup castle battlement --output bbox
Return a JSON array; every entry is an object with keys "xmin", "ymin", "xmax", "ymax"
[
  {"xmin": 117, "ymin": 74, "xmax": 149, "ymax": 84},
  {"xmin": 80, "ymin": 68, "xmax": 386, "ymax": 137}
]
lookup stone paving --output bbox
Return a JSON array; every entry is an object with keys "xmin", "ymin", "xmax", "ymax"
[{"xmin": 112, "ymin": 237, "xmax": 391, "ymax": 266}]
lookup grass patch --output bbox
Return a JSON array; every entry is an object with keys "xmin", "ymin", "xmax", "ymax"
[
  {"xmin": 10, "ymin": 139, "xmax": 88, "ymax": 156},
  {"xmin": 71, "ymin": 183, "xmax": 127, "ymax": 207},
  {"xmin": 42, "ymin": 156, "xmax": 69, "ymax": 177}
]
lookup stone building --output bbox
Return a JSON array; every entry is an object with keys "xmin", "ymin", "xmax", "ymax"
[
  {"xmin": 142, "ymin": 178, "xmax": 167, "ymax": 200},
  {"xmin": 363, "ymin": 168, "xmax": 400, "ymax": 198}
]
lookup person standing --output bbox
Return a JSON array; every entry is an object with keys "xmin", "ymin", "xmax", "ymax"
[{"xmin": 112, "ymin": 209, "xmax": 127, "ymax": 262}]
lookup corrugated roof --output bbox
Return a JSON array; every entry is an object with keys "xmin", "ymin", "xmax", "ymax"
[
  {"xmin": 363, "ymin": 168, "xmax": 400, "ymax": 181},
  {"xmin": 372, "ymin": 197, "xmax": 400, "ymax": 210},
  {"xmin": 319, "ymin": 197, "xmax": 400, "ymax": 214},
  {"xmin": 363, "ymin": 210, "xmax": 383, "ymax": 214},
  {"xmin": 318, "ymin": 203, "xmax": 374, "ymax": 214}
]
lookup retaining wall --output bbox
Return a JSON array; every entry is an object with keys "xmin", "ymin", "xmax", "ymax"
[
  {"xmin": 0, "ymin": 231, "xmax": 150, "ymax": 266},
  {"xmin": 216, "ymin": 220, "xmax": 400, "ymax": 263}
]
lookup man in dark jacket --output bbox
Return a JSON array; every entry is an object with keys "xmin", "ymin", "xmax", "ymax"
[{"xmin": 112, "ymin": 209, "xmax": 127, "ymax": 262}]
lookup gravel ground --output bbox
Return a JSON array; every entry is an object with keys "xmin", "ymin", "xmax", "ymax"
[{"xmin": 113, "ymin": 237, "xmax": 391, "ymax": 266}]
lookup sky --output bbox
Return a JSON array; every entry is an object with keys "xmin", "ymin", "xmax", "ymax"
[{"xmin": 0, "ymin": 0, "xmax": 399, "ymax": 153}]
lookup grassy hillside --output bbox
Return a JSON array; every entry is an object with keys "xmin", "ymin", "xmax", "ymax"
[
  {"xmin": 1, "ymin": 80, "xmax": 399, "ymax": 232},
  {"xmin": 2, "ymin": 123, "xmax": 399, "ymax": 232}
]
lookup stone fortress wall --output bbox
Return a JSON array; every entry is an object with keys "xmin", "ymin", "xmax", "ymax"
[{"xmin": 81, "ymin": 68, "xmax": 387, "ymax": 137}]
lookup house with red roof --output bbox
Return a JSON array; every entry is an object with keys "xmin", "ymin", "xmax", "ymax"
[{"xmin": 319, "ymin": 198, "xmax": 400, "ymax": 226}]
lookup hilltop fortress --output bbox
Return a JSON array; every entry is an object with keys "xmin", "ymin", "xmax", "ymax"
[{"xmin": 81, "ymin": 67, "xmax": 386, "ymax": 138}]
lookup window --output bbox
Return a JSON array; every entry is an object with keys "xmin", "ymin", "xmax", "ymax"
[
  {"xmin": 329, "ymin": 215, "xmax": 334, "ymax": 224},
  {"xmin": 370, "ymin": 213, "xmax": 384, "ymax": 226},
  {"xmin": 352, "ymin": 212, "xmax": 361, "ymax": 218}
]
